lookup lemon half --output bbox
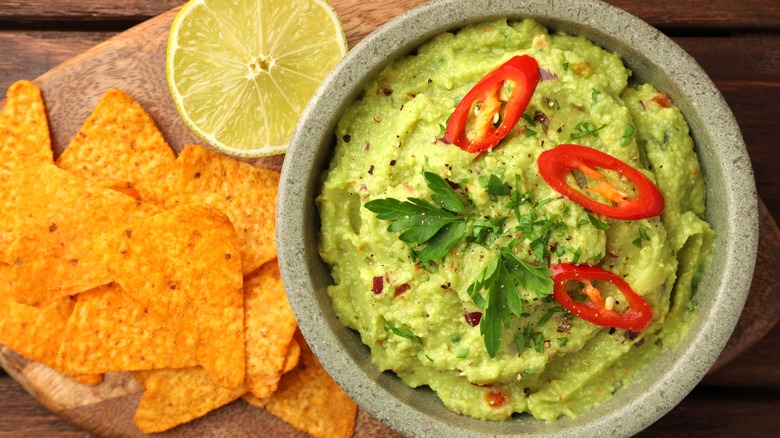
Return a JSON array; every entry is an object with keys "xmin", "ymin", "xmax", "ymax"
[{"xmin": 167, "ymin": 0, "xmax": 348, "ymax": 157}]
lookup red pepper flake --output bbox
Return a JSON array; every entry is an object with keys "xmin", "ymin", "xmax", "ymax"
[
  {"xmin": 378, "ymin": 88, "xmax": 393, "ymax": 96},
  {"xmin": 464, "ymin": 311, "xmax": 483, "ymax": 327},
  {"xmin": 485, "ymin": 390, "xmax": 509, "ymax": 408},
  {"xmin": 394, "ymin": 283, "xmax": 411, "ymax": 296},
  {"xmin": 372, "ymin": 276, "xmax": 384, "ymax": 294},
  {"xmin": 652, "ymin": 93, "xmax": 672, "ymax": 108}
]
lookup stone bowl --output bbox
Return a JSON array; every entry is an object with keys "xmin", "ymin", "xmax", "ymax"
[{"xmin": 276, "ymin": 0, "xmax": 758, "ymax": 436}]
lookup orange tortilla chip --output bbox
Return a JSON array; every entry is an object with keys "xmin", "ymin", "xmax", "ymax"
[
  {"xmin": 168, "ymin": 145, "xmax": 279, "ymax": 274},
  {"xmin": 133, "ymin": 367, "xmax": 246, "ymax": 434},
  {"xmin": 0, "ymin": 80, "xmax": 52, "ymax": 247},
  {"xmin": 244, "ymin": 331, "xmax": 357, "ymax": 438},
  {"xmin": 97, "ymin": 180, "xmax": 142, "ymax": 201},
  {"xmin": 244, "ymin": 259, "xmax": 298, "ymax": 398},
  {"xmin": 95, "ymin": 203, "xmax": 245, "ymax": 388},
  {"xmin": 0, "ymin": 294, "xmax": 74, "ymax": 370},
  {"xmin": 0, "ymin": 80, "xmax": 52, "ymax": 169},
  {"xmin": 73, "ymin": 374, "xmax": 104, "ymax": 385},
  {"xmin": 0, "ymin": 162, "xmax": 158, "ymax": 305},
  {"xmin": 57, "ymin": 283, "xmax": 198, "ymax": 376},
  {"xmin": 282, "ymin": 338, "xmax": 301, "ymax": 374},
  {"xmin": 55, "ymin": 89, "xmax": 176, "ymax": 207}
]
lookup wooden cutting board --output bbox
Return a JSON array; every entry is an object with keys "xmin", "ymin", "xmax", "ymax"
[{"xmin": 1, "ymin": 1, "xmax": 778, "ymax": 436}]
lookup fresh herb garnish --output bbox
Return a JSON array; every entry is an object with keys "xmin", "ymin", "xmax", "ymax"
[
  {"xmin": 621, "ymin": 124, "xmax": 635, "ymax": 146},
  {"xmin": 557, "ymin": 336, "xmax": 569, "ymax": 347},
  {"xmin": 587, "ymin": 213, "xmax": 609, "ymax": 230},
  {"xmin": 384, "ymin": 323, "xmax": 421, "ymax": 343},
  {"xmin": 456, "ymin": 348, "xmax": 469, "ymax": 358},
  {"xmin": 570, "ymin": 121, "xmax": 607, "ymax": 140},
  {"xmin": 632, "ymin": 227, "xmax": 651, "ymax": 248},
  {"xmin": 537, "ymin": 305, "xmax": 564, "ymax": 326},
  {"xmin": 364, "ymin": 171, "xmax": 466, "ymax": 262},
  {"xmin": 562, "ymin": 62, "xmax": 569, "ymax": 71},
  {"xmin": 591, "ymin": 88, "xmax": 601, "ymax": 104},
  {"xmin": 468, "ymin": 249, "xmax": 553, "ymax": 357}
]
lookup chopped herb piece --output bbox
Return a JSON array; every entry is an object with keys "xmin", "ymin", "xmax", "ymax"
[
  {"xmin": 621, "ymin": 124, "xmax": 635, "ymax": 146},
  {"xmin": 384, "ymin": 323, "xmax": 421, "ymax": 343},
  {"xmin": 456, "ymin": 348, "xmax": 469, "ymax": 358},
  {"xmin": 570, "ymin": 121, "xmax": 607, "ymax": 140},
  {"xmin": 522, "ymin": 112, "xmax": 536, "ymax": 125},
  {"xmin": 591, "ymin": 88, "xmax": 601, "ymax": 104},
  {"xmin": 562, "ymin": 62, "xmax": 569, "ymax": 71},
  {"xmin": 516, "ymin": 325, "xmax": 534, "ymax": 354},
  {"xmin": 587, "ymin": 213, "xmax": 609, "ymax": 230},
  {"xmin": 557, "ymin": 337, "xmax": 569, "ymax": 347},
  {"xmin": 525, "ymin": 127, "xmax": 538, "ymax": 137},
  {"xmin": 486, "ymin": 174, "xmax": 511, "ymax": 198},
  {"xmin": 537, "ymin": 306, "xmax": 564, "ymax": 326},
  {"xmin": 570, "ymin": 246, "xmax": 583, "ymax": 264},
  {"xmin": 533, "ymin": 332, "xmax": 545, "ymax": 353}
]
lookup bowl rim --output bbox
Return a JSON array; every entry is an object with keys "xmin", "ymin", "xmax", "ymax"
[{"xmin": 277, "ymin": 0, "xmax": 758, "ymax": 436}]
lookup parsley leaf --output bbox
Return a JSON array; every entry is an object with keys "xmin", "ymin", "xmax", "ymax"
[
  {"xmin": 469, "ymin": 249, "xmax": 553, "ymax": 358},
  {"xmin": 423, "ymin": 171, "xmax": 466, "ymax": 214}
]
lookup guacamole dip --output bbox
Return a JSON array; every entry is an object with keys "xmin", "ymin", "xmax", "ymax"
[{"xmin": 317, "ymin": 18, "xmax": 714, "ymax": 421}]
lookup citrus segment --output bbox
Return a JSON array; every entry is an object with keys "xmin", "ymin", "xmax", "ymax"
[{"xmin": 167, "ymin": 0, "xmax": 347, "ymax": 157}]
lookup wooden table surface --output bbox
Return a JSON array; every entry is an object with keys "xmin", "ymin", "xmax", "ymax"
[{"xmin": 1, "ymin": 0, "xmax": 779, "ymax": 436}]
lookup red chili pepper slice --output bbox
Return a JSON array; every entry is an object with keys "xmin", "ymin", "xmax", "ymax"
[
  {"xmin": 443, "ymin": 55, "xmax": 540, "ymax": 154},
  {"xmin": 537, "ymin": 144, "xmax": 665, "ymax": 220},
  {"xmin": 550, "ymin": 263, "xmax": 653, "ymax": 331}
]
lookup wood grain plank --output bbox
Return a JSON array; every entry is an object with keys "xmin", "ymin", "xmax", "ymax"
[
  {"xmin": 0, "ymin": 31, "xmax": 114, "ymax": 93},
  {"xmin": 638, "ymin": 387, "xmax": 780, "ymax": 437},
  {"xmin": 0, "ymin": 0, "xmax": 778, "ymax": 31},
  {"xmin": 0, "ymin": 0, "xmax": 184, "ymax": 22},
  {"xmin": 0, "ymin": 375, "xmax": 90, "ymax": 437}
]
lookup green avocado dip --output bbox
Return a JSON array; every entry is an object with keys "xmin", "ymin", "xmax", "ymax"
[{"xmin": 317, "ymin": 18, "xmax": 715, "ymax": 421}]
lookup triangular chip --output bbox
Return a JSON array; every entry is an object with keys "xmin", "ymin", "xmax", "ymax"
[
  {"xmin": 0, "ymin": 162, "xmax": 158, "ymax": 305},
  {"xmin": 0, "ymin": 80, "xmax": 52, "ymax": 246},
  {"xmin": 0, "ymin": 80, "xmax": 52, "ymax": 170},
  {"xmin": 0, "ymin": 295, "xmax": 74, "ymax": 370},
  {"xmin": 95, "ymin": 203, "xmax": 245, "ymax": 388},
  {"xmin": 168, "ymin": 145, "xmax": 279, "ymax": 274},
  {"xmin": 244, "ymin": 331, "xmax": 357, "ymax": 438},
  {"xmin": 133, "ymin": 367, "xmax": 247, "ymax": 434},
  {"xmin": 0, "ymin": 292, "xmax": 103, "ymax": 384},
  {"xmin": 244, "ymin": 259, "xmax": 298, "ymax": 398},
  {"xmin": 55, "ymin": 89, "xmax": 176, "ymax": 207},
  {"xmin": 282, "ymin": 338, "xmax": 301, "ymax": 375},
  {"xmin": 57, "ymin": 283, "xmax": 198, "ymax": 376}
]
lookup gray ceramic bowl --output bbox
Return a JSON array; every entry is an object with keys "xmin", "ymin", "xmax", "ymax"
[{"xmin": 276, "ymin": 0, "xmax": 758, "ymax": 436}]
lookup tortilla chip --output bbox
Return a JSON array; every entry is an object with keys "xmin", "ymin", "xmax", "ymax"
[
  {"xmin": 0, "ymin": 162, "xmax": 158, "ymax": 305},
  {"xmin": 73, "ymin": 374, "xmax": 104, "ymax": 385},
  {"xmin": 244, "ymin": 259, "xmax": 298, "ymax": 398},
  {"xmin": 55, "ymin": 89, "xmax": 176, "ymax": 207},
  {"xmin": 282, "ymin": 338, "xmax": 301, "ymax": 374},
  {"xmin": 57, "ymin": 283, "xmax": 198, "ymax": 376},
  {"xmin": 244, "ymin": 331, "xmax": 357, "ymax": 438},
  {"xmin": 133, "ymin": 367, "xmax": 247, "ymax": 434},
  {"xmin": 0, "ymin": 295, "xmax": 74, "ymax": 370},
  {"xmin": 0, "ymin": 80, "xmax": 52, "ymax": 247},
  {"xmin": 168, "ymin": 145, "xmax": 279, "ymax": 274},
  {"xmin": 0, "ymin": 80, "xmax": 52, "ymax": 169},
  {"xmin": 97, "ymin": 180, "xmax": 142, "ymax": 201},
  {"xmin": 95, "ymin": 203, "xmax": 245, "ymax": 389}
]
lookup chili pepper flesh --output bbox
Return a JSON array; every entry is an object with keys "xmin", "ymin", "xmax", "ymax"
[
  {"xmin": 537, "ymin": 144, "xmax": 665, "ymax": 220},
  {"xmin": 444, "ymin": 55, "xmax": 540, "ymax": 153},
  {"xmin": 550, "ymin": 263, "xmax": 653, "ymax": 332}
]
